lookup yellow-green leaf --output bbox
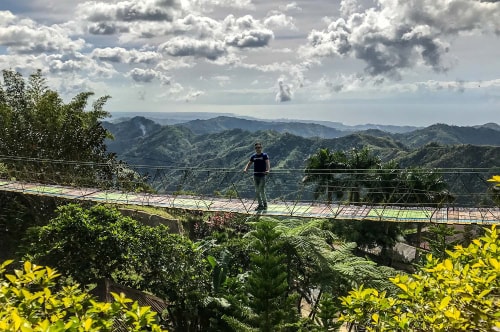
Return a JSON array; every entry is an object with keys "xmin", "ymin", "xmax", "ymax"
[
  {"xmin": 487, "ymin": 175, "xmax": 500, "ymax": 183},
  {"xmin": 84, "ymin": 318, "xmax": 93, "ymax": 331},
  {"xmin": 489, "ymin": 258, "xmax": 499, "ymax": 270},
  {"xmin": 5, "ymin": 274, "xmax": 17, "ymax": 283},
  {"xmin": 478, "ymin": 289, "xmax": 491, "ymax": 299},
  {"xmin": 444, "ymin": 259, "xmax": 453, "ymax": 271},
  {"xmin": 438, "ymin": 296, "xmax": 451, "ymax": 310}
]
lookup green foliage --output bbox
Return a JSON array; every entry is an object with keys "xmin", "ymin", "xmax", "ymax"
[
  {"xmin": 303, "ymin": 148, "xmax": 346, "ymax": 203},
  {"xmin": 0, "ymin": 260, "xmax": 166, "ymax": 331},
  {"xmin": 423, "ymin": 224, "xmax": 461, "ymax": 260},
  {"xmin": 102, "ymin": 116, "xmax": 500, "ymax": 201},
  {"xmin": 0, "ymin": 69, "xmax": 149, "ymax": 191},
  {"xmin": 339, "ymin": 225, "xmax": 500, "ymax": 331},
  {"xmin": 487, "ymin": 175, "xmax": 500, "ymax": 206},
  {"xmin": 225, "ymin": 219, "xmax": 299, "ymax": 332},
  {"xmin": 21, "ymin": 203, "xmax": 210, "ymax": 330},
  {"xmin": 247, "ymin": 220, "xmax": 295, "ymax": 331},
  {"xmin": 0, "ymin": 70, "xmax": 114, "ymax": 185},
  {"xmin": 304, "ymin": 147, "xmax": 383, "ymax": 204},
  {"xmin": 0, "ymin": 162, "xmax": 7, "ymax": 176},
  {"xmin": 314, "ymin": 293, "xmax": 343, "ymax": 331}
]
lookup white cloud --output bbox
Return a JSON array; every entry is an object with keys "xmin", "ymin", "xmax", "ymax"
[
  {"xmin": 159, "ymin": 37, "xmax": 227, "ymax": 59},
  {"xmin": 91, "ymin": 47, "xmax": 162, "ymax": 64},
  {"xmin": 0, "ymin": 1, "xmax": 498, "ymax": 125},
  {"xmin": 128, "ymin": 67, "xmax": 159, "ymax": 82},
  {"xmin": 264, "ymin": 12, "xmax": 297, "ymax": 31},
  {"xmin": 223, "ymin": 15, "xmax": 274, "ymax": 48},
  {"xmin": 279, "ymin": 2, "xmax": 302, "ymax": 13},
  {"xmin": 0, "ymin": 13, "xmax": 86, "ymax": 54},
  {"xmin": 185, "ymin": 0, "xmax": 255, "ymax": 14},
  {"xmin": 301, "ymin": 0, "xmax": 500, "ymax": 79},
  {"xmin": 276, "ymin": 77, "xmax": 292, "ymax": 102},
  {"xmin": 76, "ymin": 0, "xmax": 182, "ymax": 23}
]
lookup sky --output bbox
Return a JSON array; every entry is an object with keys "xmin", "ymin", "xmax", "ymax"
[{"xmin": 0, "ymin": 0, "xmax": 499, "ymax": 126}]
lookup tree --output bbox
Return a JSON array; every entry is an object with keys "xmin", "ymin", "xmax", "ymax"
[
  {"xmin": 303, "ymin": 148, "xmax": 346, "ymax": 203},
  {"xmin": 21, "ymin": 203, "xmax": 210, "ymax": 331},
  {"xmin": 339, "ymin": 225, "xmax": 500, "ymax": 331},
  {"xmin": 423, "ymin": 224, "xmax": 461, "ymax": 261},
  {"xmin": 395, "ymin": 167, "xmax": 451, "ymax": 207},
  {"xmin": 343, "ymin": 147, "xmax": 381, "ymax": 204},
  {"xmin": 215, "ymin": 217, "xmax": 397, "ymax": 330},
  {"xmin": 303, "ymin": 147, "xmax": 382, "ymax": 204},
  {"xmin": 0, "ymin": 260, "xmax": 166, "ymax": 331},
  {"xmin": 0, "ymin": 69, "xmax": 125, "ymax": 188},
  {"xmin": 273, "ymin": 218, "xmax": 397, "ymax": 318},
  {"xmin": 224, "ymin": 219, "xmax": 299, "ymax": 331}
]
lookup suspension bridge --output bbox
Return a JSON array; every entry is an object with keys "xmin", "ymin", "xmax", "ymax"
[
  {"xmin": 1, "ymin": 177, "xmax": 499, "ymax": 225},
  {"xmin": 1, "ymin": 155, "xmax": 499, "ymax": 224}
]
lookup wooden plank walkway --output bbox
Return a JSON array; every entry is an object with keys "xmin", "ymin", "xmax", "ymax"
[{"xmin": 1, "ymin": 179, "xmax": 499, "ymax": 225}]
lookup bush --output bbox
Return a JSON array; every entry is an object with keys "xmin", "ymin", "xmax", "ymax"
[
  {"xmin": 0, "ymin": 260, "xmax": 166, "ymax": 331},
  {"xmin": 339, "ymin": 225, "xmax": 500, "ymax": 331}
]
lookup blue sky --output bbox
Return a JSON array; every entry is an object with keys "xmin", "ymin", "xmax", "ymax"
[{"xmin": 0, "ymin": 0, "xmax": 499, "ymax": 125}]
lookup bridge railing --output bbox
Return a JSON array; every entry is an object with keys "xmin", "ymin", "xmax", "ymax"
[{"xmin": 1, "ymin": 155, "xmax": 499, "ymax": 208}]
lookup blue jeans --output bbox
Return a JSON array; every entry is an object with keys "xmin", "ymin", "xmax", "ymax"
[{"xmin": 254, "ymin": 175, "xmax": 267, "ymax": 207}]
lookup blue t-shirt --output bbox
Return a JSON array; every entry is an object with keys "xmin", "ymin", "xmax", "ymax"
[{"xmin": 250, "ymin": 153, "xmax": 269, "ymax": 176}]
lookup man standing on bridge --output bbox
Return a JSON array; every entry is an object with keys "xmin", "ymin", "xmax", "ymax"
[{"xmin": 243, "ymin": 142, "xmax": 270, "ymax": 211}]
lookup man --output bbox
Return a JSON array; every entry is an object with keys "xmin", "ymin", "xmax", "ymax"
[{"xmin": 243, "ymin": 142, "xmax": 270, "ymax": 210}]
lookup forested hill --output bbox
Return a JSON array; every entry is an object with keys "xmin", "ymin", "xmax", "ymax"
[
  {"xmin": 172, "ymin": 116, "xmax": 347, "ymax": 138},
  {"xmin": 102, "ymin": 116, "xmax": 500, "ymax": 171}
]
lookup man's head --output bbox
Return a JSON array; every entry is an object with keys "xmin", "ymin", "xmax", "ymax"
[{"xmin": 254, "ymin": 142, "xmax": 262, "ymax": 152}]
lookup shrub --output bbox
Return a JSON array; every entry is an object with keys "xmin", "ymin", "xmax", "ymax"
[
  {"xmin": 339, "ymin": 225, "xmax": 500, "ymax": 331},
  {"xmin": 0, "ymin": 260, "xmax": 166, "ymax": 331}
]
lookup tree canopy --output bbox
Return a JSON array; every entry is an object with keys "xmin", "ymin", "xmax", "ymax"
[
  {"xmin": 0, "ymin": 69, "xmax": 116, "ymax": 186},
  {"xmin": 22, "ymin": 203, "xmax": 210, "ymax": 330}
]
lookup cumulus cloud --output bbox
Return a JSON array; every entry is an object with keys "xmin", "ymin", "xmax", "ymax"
[
  {"xmin": 279, "ymin": 2, "xmax": 302, "ymax": 12},
  {"xmin": 264, "ymin": 12, "xmax": 297, "ymax": 30},
  {"xmin": 174, "ymin": 14, "xmax": 220, "ymax": 38},
  {"xmin": 77, "ymin": 0, "xmax": 182, "ymax": 23},
  {"xmin": 223, "ymin": 15, "xmax": 274, "ymax": 48},
  {"xmin": 185, "ymin": 0, "xmax": 255, "ymax": 14},
  {"xmin": 225, "ymin": 29, "xmax": 273, "ymax": 48},
  {"xmin": 159, "ymin": 37, "xmax": 226, "ymax": 60},
  {"xmin": 276, "ymin": 78, "xmax": 292, "ymax": 102},
  {"xmin": 0, "ymin": 12, "xmax": 86, "ymax": 54},
  {"xmin": 301, "ymin": 0, "xmax": 500, "ymax": 78},
  {"xmin": 91, "ymin": 47, "xmax": 162, "ymax": 64},
  {"xmin": 128, "ymin": 68, "xmax": 159, "ymax": 82},
  {"xmin": 161, "ymin": 82, "xmax": 205, "ymax": 101},
  {"xmin": 156, "ymin": 14, "xmax": 274, "ymax": 59},
  {"xmin": 88, "ymin": 22, "xmax": 130, "ymax": 35},
  {"xmin": 76, "ymin": 0, "xmax": 183, "ymax": 38},
  {"xmin": 127, "ymin": 67, "xmax": 171, "ymax": 84},
  {"xmin": 182, "ymin": 89, "xmax": 204, "ymax": 102}
]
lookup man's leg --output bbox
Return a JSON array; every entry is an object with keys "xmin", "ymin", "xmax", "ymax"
[
  {"xmin": 261, "ymin": 176, "xmax": 267, "ymax": 208},
  {"xmin": 254, "ymin": 176, "xmax": 265, "ymax": 208}
]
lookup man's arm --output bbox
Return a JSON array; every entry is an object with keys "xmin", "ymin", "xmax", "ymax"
[
  {"xmin": 243, "ymin": 160, "xmax": 253, "ymax": 173},
  {"xmin": 265, "ymin": 159, "xmax": 270, "ymax": 174}
]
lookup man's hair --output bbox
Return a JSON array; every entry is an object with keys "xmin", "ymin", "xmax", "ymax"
[{"xmin": 254, "ymin": 142, "xmax": 262, "ymax": 147}]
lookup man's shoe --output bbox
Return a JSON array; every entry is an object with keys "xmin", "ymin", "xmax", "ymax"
[{"xmin": 255, "ymin": 205, "xmax": 264, "ymax": 211}]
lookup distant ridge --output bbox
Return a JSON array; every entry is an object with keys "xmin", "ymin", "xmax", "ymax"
[
  {"xmin": 108, "ymin": 112, "xmax": 422, "ymax": 133},
  {"xmin": 107, "ymin": 112, "xmax": 499, "ymax": 142}
]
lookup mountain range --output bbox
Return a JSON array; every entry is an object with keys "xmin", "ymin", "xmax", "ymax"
[{"xmin": 101, "ymin": 115, "xmax": 500, "ymax": 201}]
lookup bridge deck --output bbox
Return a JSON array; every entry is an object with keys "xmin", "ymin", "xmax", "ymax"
[{"xmin": 1, "ymin": 180, "xmax": 499, "ymax": 225}]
